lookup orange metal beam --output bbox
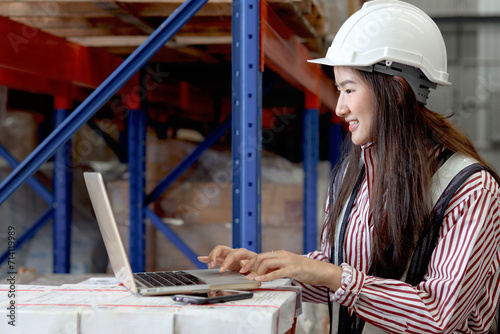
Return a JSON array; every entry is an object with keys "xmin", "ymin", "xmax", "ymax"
[
  {"xmin": 0, "ymin": 16, "xmax": 138, "ymax": 99},
  {"xmin": 261, "ymin": 1, "xmax": 338, "ymax": 114}
]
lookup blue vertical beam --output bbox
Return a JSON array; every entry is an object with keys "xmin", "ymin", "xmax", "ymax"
[
  {"xmin": 0, "ymin": 0, "xmax": 209, "ymax": 206},
  {"xmin": 329, "ymin": 123, "xmax": 343, "ymax": 169},
  {"xmin": 303, "ymin": 107, "xmax": 319, "ymax": 253},
  {"xmin": 232, "ymin": 0, "xmax": 262, "ymax": 252},
  {"xmin": 128, "ymin": 69, "xmax": 147, "ymax": 272},
  {"xmin": 53, "ymin": 108, "xmax": 73, "ymax": 273}
]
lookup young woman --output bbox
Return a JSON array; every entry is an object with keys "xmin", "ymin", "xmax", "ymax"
[{"xmin": 200, "ymin": 1, "xmax": 500, "ymax": 333}]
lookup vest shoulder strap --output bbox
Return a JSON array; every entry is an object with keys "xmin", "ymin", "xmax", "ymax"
[
  {"xmin": 405, "ymin": 153, "xmax": 485, "ymax": 286},
  {"xmin": 430, "ymin": 152, "xmax": 478, "ymax": 209}
]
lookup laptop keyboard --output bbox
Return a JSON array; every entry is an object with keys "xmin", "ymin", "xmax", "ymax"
[{"xmin": 134, "ymin": 271, "xmax": 206, "ymax": 288}]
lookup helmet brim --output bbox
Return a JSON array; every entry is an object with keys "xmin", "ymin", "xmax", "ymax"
[
  {"xmin": 307, "ymin": 58, "xmax": 336, "ymax": 66},
  {"xmin": 307, "ymin": 57, "xmax": 452, "ymax": 87}
]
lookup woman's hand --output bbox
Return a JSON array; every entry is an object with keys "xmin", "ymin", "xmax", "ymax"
[
  {"xmin": 199, "ymin": 247, "xmax": 342, "ymax": 291},
  {"xmin": 198, "ymin": 245, "xmax": 257, "ymax": 273},
  {"xmin": 240, "ymin": 250, "xmax": 342, "ymax": 290}
]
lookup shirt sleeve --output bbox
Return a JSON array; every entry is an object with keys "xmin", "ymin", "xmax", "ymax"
[
  {"xmin": 292, "ymin": 194, "xmax": 336, "ymax": 304},
  {"xmin": 332, "ymin": 171, "xmax": 500, "ymax": 333}
]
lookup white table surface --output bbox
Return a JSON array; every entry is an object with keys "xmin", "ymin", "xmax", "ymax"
[{"xmin": 0, "ymin": 276, "xmax": 302, "ymax": 333}]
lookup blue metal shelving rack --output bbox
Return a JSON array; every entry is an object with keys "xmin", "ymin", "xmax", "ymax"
[
  {"xmin": 0, "ymin": 0, "xmax": 329, "ymax": 271},
  {"xmin": 231, "ymin": 0, "xmax": 262, "ymax": 252},
  {"xmin": 0, "ymin": 0, "xmax": 211, "ymax": 271}
]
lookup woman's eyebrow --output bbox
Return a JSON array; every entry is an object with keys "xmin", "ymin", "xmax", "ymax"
[{"xmin": 335, "ymin": 79, "xmax": 355, "ymax": 88}]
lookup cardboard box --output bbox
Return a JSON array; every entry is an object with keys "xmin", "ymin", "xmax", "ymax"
[{"xmin": 155, "ymin": 181, "xmax": 303, "ymax": 227}]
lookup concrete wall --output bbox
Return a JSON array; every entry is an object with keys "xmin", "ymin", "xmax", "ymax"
[{"xmin": 406, "ymin": 0, "xmax": 500, "ymax": 170}]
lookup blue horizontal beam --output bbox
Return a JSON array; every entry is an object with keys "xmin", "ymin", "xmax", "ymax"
[
  {"xmin": 0, "ymin": 207, "xmax": 54, "ymax": 266},
  {"xmin": 145, "ymin": 208, "xmax": 205, "ymax": 269},
  {"xmin": 0, "ymin": 144, "xmax": 53, "ymax": 205},
  {"xmin": 0, "ymin": 0, "xmax": 209, "ymax": 206},
  {"xmin": 145, "ymin": 115, "xmax": 231, "ymax": 205}
]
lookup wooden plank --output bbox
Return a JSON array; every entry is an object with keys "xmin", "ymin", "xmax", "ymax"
[
  {"xmin": 12, "ymin": 16, "xmax": 127, "ymax": 29},
  {"xmin": 68, "ymin": 35, "xmax": 148, "ymax": 46},
  {"xmin": 0, "ymin": 2, "xmax": 111, "ymax": 18},
  {"xmin": 92, "ymin": 0, "xmax": 155, "ymax": 34},
  {"xmin": 124, "ymin": 2, "xmax": 231, "ymax": 17},
  {"xmin": 68, "ymin": 35, "xmax": 231, "ymax": 46},
  {"xmin": 0, "ymin": 1, "xmax": 233, "ymax": 18},
  {"xmin": 11, "ymin": 15, "xmax": 231, "ymax": 38},
  {"xmin": 11, "ymin": 17, "xmax": 146, "ymax": 37}
]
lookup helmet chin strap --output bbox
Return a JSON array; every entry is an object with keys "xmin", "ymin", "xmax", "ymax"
[{"xmin": 353, "ymin": 61, "xmax": 438, "ymax": 105}]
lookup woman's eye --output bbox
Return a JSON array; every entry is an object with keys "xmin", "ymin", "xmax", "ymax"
[{"xmin": 335, "ymin": 88, "xmax": 354, "ymax": 95}]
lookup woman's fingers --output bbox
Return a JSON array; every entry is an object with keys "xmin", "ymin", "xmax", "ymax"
[
  {"xmin": 240, "ymin": 256, "xmax": 257, "ymax": 273},
  {"xmin": 241, "ymin": 251, "xmax": 286, "ymax": 278},
  {"xmin": 239, "ymin": 250, "xmax": 276, "ymax": 274},
  {"xmin": 197, "ymin": 256, "xmax": 209, "ymax": 263},
  {"xmin": 253, "ymin": 251, "xmax": 286, "ymax": 272},
  {"xmin": 243, "ymin": 251, "xmax": 307, "ymax": 282},
  {"xmin": 201, "ymin": 248, "xmax": 334, "ymax": 286},
  {"xmin": 211, "ymin": 249, "xmax": 342, "ymax": 290},
  {"xmin": 199, "ymin": 246, "xmax": 258, "ymax": 272},
  {"xmin": 197, "ymin": 255, "xmax": 226, "ymax": 269},
  {"xmin": 198, "ymin": 245, "xmax": 233, "ymax": 269},
  {"xmin": 253, "ymin": 269, "xmax": 288, "ymax": 282},
  {"xmin": 248, "ymin": 252, "xmax": 342, "ymax": 287},
  {"xmin": 219, "ymin": 248, "xmax": 257, "ymax": 272}
]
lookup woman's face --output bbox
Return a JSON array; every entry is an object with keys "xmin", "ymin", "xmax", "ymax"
[{"xmin": 334, "ymin": 66, "xmax": 375, "ymax": 146}]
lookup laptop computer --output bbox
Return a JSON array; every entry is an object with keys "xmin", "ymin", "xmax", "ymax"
[{"xmin": 83, "ymin": 172, "xmax": 261, "ymax": 296}]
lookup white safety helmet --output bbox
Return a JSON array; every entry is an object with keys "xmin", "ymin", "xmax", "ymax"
[{"xmin": 309, "ymin": 0, "xmax": 451, "ymax": 104}]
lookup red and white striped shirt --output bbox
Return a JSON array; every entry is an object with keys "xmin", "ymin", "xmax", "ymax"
[{"xmin": 294, "ymin": 145, "xmax": 500, "ymax": 333}]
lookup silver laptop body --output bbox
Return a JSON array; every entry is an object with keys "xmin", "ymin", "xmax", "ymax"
[{"xmin": 83, "ymin": 172, "xmax": 260, "ymax": 296}]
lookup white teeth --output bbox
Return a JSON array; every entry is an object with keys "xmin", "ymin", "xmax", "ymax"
[{"xmin": 349, "ymin": 121, "xmax": 358, "ymax": 125}]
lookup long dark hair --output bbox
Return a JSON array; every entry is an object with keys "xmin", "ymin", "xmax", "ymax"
[{"xmin": 325, "ymin": 69, "xmax": 498, "ymax": 279}]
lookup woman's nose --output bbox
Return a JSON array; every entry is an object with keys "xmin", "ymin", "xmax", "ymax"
[{"xmin": 335, "ymin": 96, "xmax": 348, "ymax": 118}]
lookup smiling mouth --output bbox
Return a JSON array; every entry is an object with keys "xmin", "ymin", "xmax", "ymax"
[{"xmin": 348, "ymin": 121, "xmax": 359, "ymax": 132}]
